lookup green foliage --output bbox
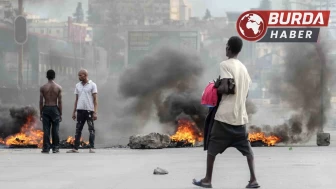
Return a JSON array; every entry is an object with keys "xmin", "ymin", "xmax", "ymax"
[
  {"xmin": 203, "ymin": 9, "xmax": 212, "ymax": 20},
  {"xmin": 73, "ymin": 2, "xmax": 84, "ymax": 23}
]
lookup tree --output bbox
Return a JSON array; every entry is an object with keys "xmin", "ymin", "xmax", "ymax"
[
  {"xmin": 203, "ymin": 9, "xmax": 212, "ymax": 21},
  {"xmin": 73, "ymin": 2, "xmax": 84, "ymax": 23},
  {"xmin": 259, "ymin": 0, "xmax": 271, "ymax": 10}
]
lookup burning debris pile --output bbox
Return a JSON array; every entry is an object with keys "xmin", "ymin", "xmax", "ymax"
[
  {"xmin": 59, "ymin": 136, "xmax": 90, "ymax": 149},
  {"xmin": 248, "ymin": 125, "xmax": 282, "ymax": 147},
  {"xmin": 169, "ymin": 119, "xmax": 203, "ymax": 147},
  {"xmin": 248, "ymin": 114, "xmax": 311, "ymax": 146},
  {"xmin": 119, "ymin": 47, "xmax": 207, "ymax": 145},
  {"xmin": 0, "ymin": 106, "xmax": 42, "ymax": 148},
  {"xmin": 0, "ymin": 106, "xmax": 89, "ymax": 149},
  {"xmin": 128, "ymin": 119, "xmax": 203, "ymax": 149},
  {"xmin": 247, "ymin": 41, "xmax": 334, "ymax": 146}
]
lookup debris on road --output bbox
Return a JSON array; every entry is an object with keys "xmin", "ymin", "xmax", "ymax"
[
  {"xmin": 128, "ymin": 133, "xmax": 171, "ymax": 149},
  {"xmin": 317, "ymin": 133, "xmax": 330, "ymax": 146},
  {"xmin": 153, "ymin": 167, "xmax": 168, "ymax": 175}
]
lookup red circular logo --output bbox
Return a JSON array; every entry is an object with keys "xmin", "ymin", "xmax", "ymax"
[{"xmin": 236, "ymin": 11, "xmax": 266, "ymax": 41}]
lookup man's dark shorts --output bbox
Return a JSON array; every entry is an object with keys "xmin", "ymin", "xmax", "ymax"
[{"xmin": 207, "ymin": 120, "xmax": 253, "ymax": 157}]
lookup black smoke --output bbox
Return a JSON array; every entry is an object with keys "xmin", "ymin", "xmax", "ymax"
[
  {"xmin": 249, "ymin": 41, "xmax": 333, "ymax": 144},
  {"xmin": 0, "ymin": 106, "xmax": 38, "ymax": 139},
  {"xmin": 118, "ymin": 47, "xmax": 207, "ymax": 132}
]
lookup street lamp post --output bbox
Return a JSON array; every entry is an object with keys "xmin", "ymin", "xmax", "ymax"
[{"xmin": 18, "ymin": 0, "xmax": 23, "ymax": 92}]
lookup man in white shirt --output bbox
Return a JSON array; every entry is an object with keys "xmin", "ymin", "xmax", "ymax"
[
  {"xmin": 193, "ymin": 36, "xmax": 260, "ymax": 188},
  {"xmin": 67, "ymin": 69, "xmax": 98, "ymax": 153}
]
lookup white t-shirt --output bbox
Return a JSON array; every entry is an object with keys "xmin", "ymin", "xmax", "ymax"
[
  {"xmin": 214, "ymin": 58, "xmax": 251, "ymax": 125},
  {"xmin": 74, "ymin": 80, "xmax": 98, "ymax": 111}
]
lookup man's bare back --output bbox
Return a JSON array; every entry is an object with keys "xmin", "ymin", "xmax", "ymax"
[
  {"xmin": 40, "ymin": 81, "xmax": 62, "ymax": 119},
  {"xmin": 40, "ymin": 81, "xmax": 61, "ymax": 105}
]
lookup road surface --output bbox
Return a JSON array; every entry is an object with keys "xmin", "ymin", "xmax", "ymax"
[{"xmin": 0, "ymin": 131, "xmax": 335, "ymax": 189}]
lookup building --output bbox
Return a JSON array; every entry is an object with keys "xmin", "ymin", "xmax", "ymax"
[
  {"xmin": 0, "ymin": 0, "xmax": 16, "ymax": 24},
  {"xmin": 27, "ymin": 15, "xmax": 67, "ymax": 39},
  {"xmin": 143, "ymin": 0, "xmax": 171, "ymax": 25},
  {"xmin": 288, "ymin": 0, "xmax": 336, "ymax": 36},
  {"xmin": 24, "ymin": 15, "xmax": 92, "ymax": 43},
  {"xmin": 288, "ymin": 0, "xmax": 314, "ymax": 9},
  {"xmin": 0, "ymin": 23, "xmax": 108, "ymax": 91},
  {"xmin": 312, "ymin": 0, "xmax": 336, "ymax": 28},
  {"xmin": 89, "ymin": 0, "xmax": 168, "ymax": 25},
  {"xmin": 68, "ymin": 17, "xmax": 92, "ymax": 43},
  {"xmin": 281, "ymin": 0, "xmax": 336, "ymax": 28},
  {"xmin": 88, "ymin": 0, "xmax": 192, "ymax": 25},
  {"xmin": 170, "ymin": 0, "xmax": 192, "ymax": 21}
]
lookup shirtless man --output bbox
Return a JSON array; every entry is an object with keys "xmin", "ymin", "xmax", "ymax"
[{"xmin": 40, "ymin": 69, "xmax": 62, "ymax": 154}]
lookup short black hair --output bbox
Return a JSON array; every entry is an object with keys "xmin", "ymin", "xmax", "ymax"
[
  {"xmin": 46, "ymin": 69, "xmax": 55, "ymax": 80},
  {"xmin": 227, "ymin": 36, "xmax": 243, "ymax": 55}
]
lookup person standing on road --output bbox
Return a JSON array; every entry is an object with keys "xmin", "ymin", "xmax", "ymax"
[
  {"xmin": 40, "ymin": 69, "xmax": 62, "ymax": 154},
  {"xmin": 67, "ymin": 69, "xmax": 98, "ymax": 153},
  {"xmin": 193, "ymin": 36, "xmax": 260, "ymax": 188}
]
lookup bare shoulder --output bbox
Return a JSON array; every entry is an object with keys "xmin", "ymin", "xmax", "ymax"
[
  {"xmin": 40, "ymin": 84, "xmax": 46, "ymax": 91},
  {"xmin": 55, "ymin": 83, "xmax": 62, "ymax": 94},
  {"xmin": 55, "ymin": 83, "xmax": 62, "ymax": 90}
]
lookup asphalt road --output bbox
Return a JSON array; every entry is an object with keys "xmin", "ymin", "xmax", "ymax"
[{"xmin": 0, "ymin": 131, "xmax": 335, "ymax": 189}]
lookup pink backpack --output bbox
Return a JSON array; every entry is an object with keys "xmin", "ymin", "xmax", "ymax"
[{"xmin": 201, "ymin": 82, "xmax": 218, "ymax": 107}]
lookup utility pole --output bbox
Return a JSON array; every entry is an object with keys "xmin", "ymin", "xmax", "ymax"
[
  {"xmin": 317, "ymin": 42, "xmax": 325, "ymax": 133},
  {"xmin": 18, "ymin": 0, "xmax": 23, "ymax": 92},
  {"xmin": 320, "ymin": 0, "xmax": 331, "ymax": 133}
]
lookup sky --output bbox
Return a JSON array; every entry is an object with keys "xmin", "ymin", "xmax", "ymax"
[
  {"xmin": 188, "ymin": 0, "xmax": 263, "ymax": 17},
  {"xmin": 20, "ymin": 0, "xmax": 283, "ymax": 21}
]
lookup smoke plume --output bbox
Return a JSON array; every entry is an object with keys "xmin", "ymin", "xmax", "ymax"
[
  {"xmin": 117, "ymin": 47, "xmax": 206, "ymax": 133},
  {"xmin": 246, "ymin": 99, "xmax": 258, "ymax": 122},
  {"xmin": 250, "ymin": 41, "xmax": 334, "ymax": 144},
  {"xmin": 0, "ymin": 106, "xmax": 38, "ymax": 139}
]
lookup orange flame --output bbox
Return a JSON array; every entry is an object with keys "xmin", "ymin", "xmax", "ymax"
[
  {"xmin": 3, "ymin": 116, "xmax": 44, "ymax": 148},
  {"xmin": 0, "ymin": 116, "xmax": 89, "ymax": 148},
  {"xmin": 66, "ymin": 136, "xmax": 89, "ymax": 145},
  {"xmin": 170, "ymin": 119, "xmax": 203, "ymax": 145},
  {"xmin": 66, "ymin": 136, "xmax": 76, "ymax": 143},
  {"xmin": 248, "ymin": 132, "xmax": 281, "ymax": 146}
]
